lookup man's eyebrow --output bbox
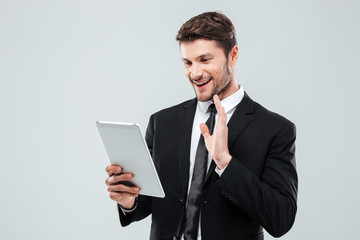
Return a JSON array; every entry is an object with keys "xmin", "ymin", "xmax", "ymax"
[
  {"xmin": 181, "ymin": 53, "xmax": 214, "ymax": 61},
  {"xmin": 197, "ymin": 53, "xmax": 213, "ymax": 59}
]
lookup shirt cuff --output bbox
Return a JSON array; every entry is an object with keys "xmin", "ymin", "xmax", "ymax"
[
  {"xmin": 215, "ymin": 164, "xmax": 228, "ymax": 177},
  {"xmin": 118, "ymin": 198, "xmax": 138, "ymax": 216}
]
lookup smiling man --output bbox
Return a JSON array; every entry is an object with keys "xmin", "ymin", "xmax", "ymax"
[{"xmin": 105, "ymin": 12, "xmax": 298, "ymax": 240}]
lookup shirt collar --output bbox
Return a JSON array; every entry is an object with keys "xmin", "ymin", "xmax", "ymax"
[{"xmin": 198, "ymin": 85, "xmax": 245, "ymax": 114}]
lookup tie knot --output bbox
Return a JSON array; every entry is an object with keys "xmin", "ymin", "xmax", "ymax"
[{"xmin": 208, "ymin": 104, "xmax": 217, "ymax": 114}]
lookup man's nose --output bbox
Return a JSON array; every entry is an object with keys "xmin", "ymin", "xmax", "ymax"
[{"xmin": 190, "ymin": 63, "xmax": 203, "ymax": 80}]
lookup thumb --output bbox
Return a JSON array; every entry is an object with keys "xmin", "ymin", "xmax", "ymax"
[{"xmin": 200, "ymin": 123, "xmax": 210, "ymax": 139}]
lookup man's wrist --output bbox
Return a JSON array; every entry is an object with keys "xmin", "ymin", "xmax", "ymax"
[
  {"xmin": 119, "ymin": 198, "xmax": 138, "ymax": 215},
  {"xmin": 215, "ymin": 165, "xmax": 227, "ymax": 177},
  {"xmin": 217, "ymin": 155, "xmax": 232, "ymax": 170}
]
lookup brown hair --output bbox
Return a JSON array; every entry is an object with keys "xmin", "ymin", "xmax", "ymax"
[{"xmin": 176, "ymin": 12, "xmax": 237, "ymax": 56}]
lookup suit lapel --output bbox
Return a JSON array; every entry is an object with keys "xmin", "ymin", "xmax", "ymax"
[
  {"xmin": 178, "ymin": 98, "xmax": 197, "ymax": 197},
  {"xmin": 203, "ymin": 92, "xmax": 255, "ymax": 186},
  {"xmin": 178, "ymin": 93, "xmax": 254, "ymax": 193},
  {"xmin": 227, "ymin": 92, "xmax": 255, "ymax": 148}
]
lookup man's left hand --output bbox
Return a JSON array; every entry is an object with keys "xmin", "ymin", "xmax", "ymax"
[{"xmin": 200, "ymin": 94, "xmax": 232, "ymax": 169}]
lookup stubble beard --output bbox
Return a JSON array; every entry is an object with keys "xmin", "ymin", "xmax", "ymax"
[{"xmin": 195, "ymin": 64, "xmax": 232, "ymax": 102}]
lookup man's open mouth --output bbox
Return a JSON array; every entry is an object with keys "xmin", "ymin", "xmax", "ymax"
[{"xmin": 193, "ymin": 78, "xmax": 211, "ymax": 87}]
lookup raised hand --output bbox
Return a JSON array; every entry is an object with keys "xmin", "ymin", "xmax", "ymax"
[{"xmin": 200, "ymin": 95, "xmax": 232, "ymax": 169}]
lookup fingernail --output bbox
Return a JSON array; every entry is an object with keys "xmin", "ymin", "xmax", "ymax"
[
  {"xmin": 116, "ymin": 167, "xmax": 121, "ymax": 172},
  {"xmin": 127, "ymin": 174, "xmax": 132, "ymax": 179}
]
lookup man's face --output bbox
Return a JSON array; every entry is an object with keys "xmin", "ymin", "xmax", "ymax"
[{"xmin": 180, "ymin": 39, "xmax": 233, "ymax": 102}]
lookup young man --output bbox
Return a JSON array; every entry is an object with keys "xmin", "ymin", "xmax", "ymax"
[{"xmin": 105, "ymin": 12, "xmax": 298, "ymax": 240}]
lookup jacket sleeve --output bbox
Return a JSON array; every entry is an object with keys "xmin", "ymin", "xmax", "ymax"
[
  {"xmin": 118, "ymin": 115, "xmax": 156, "ymax": 226},
  {"xmin": 215, "ymin": 122, "xmax": 298, "ymax": 237}
]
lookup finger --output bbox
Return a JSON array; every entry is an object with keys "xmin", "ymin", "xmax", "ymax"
[
  {"xmin": 106, "ymin": 173, "xmax": 133, "ymax": 185},
  {"xmin": 212, "ymin": 96, "xmax": 227, "ymax": 128},
  {"xmin": 213, "ymin": 95, "xmax": 226, "ymax": 122},
  {"xmin": 109, "ymin": 191, "xmax": 139, "ymax": 202},
  {"xmin": 200, "ymin": 123, "xmax": 211, "ymax": 139},
  {"xmin": 106, "ymin": 165, "xmax": 123, "ymax": 177},
  {"xmin": 113, "ymin": 173, "xmax": 133, "ymax": 182},
  {"xmin": 107, "ymin": 184, "xmax": 140, "ymax": 195},
  {"xmin": 219, "ymin": 104, "xmax": 227, "ymax": 124},
  {"xmin": 213, "ymin": 95, "xmax": 222, "ymax": 113}
]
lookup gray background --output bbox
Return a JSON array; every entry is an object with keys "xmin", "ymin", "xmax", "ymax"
[{"xmin": 1, "ymin": 0, "xmax": 359, "ymax": 239}]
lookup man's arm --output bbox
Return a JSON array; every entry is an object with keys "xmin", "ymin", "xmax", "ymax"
[
  {"xmin": 105, "ymin": 165, "xmax": 153, "ymax": 226},
  {"xmin": 217, "ymin": 122, "xmax": 297, "ymax": 237},
  {"xmin": 201, "ymin": 95, "xmax": 297, "ymax": 237}
]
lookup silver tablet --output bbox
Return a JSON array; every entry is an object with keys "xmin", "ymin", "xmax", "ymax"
[{"xmin": 96, "ymin": 121, "xmax": 165, "ymax": 198}]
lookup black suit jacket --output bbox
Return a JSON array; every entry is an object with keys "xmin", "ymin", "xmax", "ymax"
[{"xmin": 118, "ymin": 93, "xmax": 298, "ymax": 240}]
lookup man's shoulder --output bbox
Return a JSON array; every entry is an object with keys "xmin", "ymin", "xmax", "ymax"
[{"xmin": 252, "ymin": 99, "xmax": 295, "ymax": 130}]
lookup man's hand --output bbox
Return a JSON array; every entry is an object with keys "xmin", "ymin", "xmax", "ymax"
[
  {"xmin": 105, "ymin": 165, "xmax": 140, "ymax": 209},
  {"xmin": 200, "ymin": 95, "xmax": 232, "ymax": 169}
]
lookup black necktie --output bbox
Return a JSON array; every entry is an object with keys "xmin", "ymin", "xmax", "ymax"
[{"xmin": 183, "ymin": 104, "xmax": 217, "ymax": 240}]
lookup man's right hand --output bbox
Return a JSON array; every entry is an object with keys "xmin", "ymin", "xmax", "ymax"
[{"xmin": 105, "ymin": 165, "xmax": 141, "ymax": 210}]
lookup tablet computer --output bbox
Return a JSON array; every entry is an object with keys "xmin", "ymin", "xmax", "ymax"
[{"xmin": 96, "ymin": 121, "xmax": 165, "ymax": 198}]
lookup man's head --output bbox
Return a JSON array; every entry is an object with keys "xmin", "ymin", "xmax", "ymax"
[
  {"xmin": 176, "ymin": 12, "xmax": 239, "ymax": 102},
  {"xmin": 176, "ymin": 12, "xmax": 237, "ymax": 57}
]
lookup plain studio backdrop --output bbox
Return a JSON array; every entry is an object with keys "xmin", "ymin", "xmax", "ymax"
[{"xmin": 0, "ymin": 0, "xmax": 359, "ymax": 239}]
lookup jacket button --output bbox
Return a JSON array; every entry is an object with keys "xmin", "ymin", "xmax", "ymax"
[
  {"xmin": 203, "ymin": 200, "xmax": 207, "ymax": 204},
  {"xmin": 179, "ymin": 199, "xmax": 184, "ymax": 205}
]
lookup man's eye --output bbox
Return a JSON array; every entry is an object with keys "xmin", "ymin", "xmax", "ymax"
[
  {"xmin": 201, "ymin": 58, "xmax": 209, "ymax": 63},
  {"xmin": 184, "ymin": 61, "xmax": 192, "ymax": 66}
]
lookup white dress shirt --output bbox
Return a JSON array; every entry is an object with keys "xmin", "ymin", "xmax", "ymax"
[{"xmin": 184, "ymin": 85, "xmax": 244, "ymax": 239}]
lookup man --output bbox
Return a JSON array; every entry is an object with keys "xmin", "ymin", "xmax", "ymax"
[{"xmin": 105, "ymin": 12, "xmax": 297, "ymax": 240}]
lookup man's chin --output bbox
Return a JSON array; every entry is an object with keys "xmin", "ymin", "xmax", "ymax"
[
  {"xmin": 193, "ymin": 84, "xmax": 218, "ymax": 101},
  {"xmin": 195, "ymin": 93, "xmax": 214, "ymax": 102}
]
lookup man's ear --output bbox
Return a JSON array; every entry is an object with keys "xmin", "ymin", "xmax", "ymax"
[{"xmin": 228, "ymin": 45, "xmax": 239, "ymax": 67}]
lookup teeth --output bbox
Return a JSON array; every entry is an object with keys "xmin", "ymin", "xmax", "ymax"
[{"xmin": 193, "ymin": 78, "xmax": 211, "ymax": 86}]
